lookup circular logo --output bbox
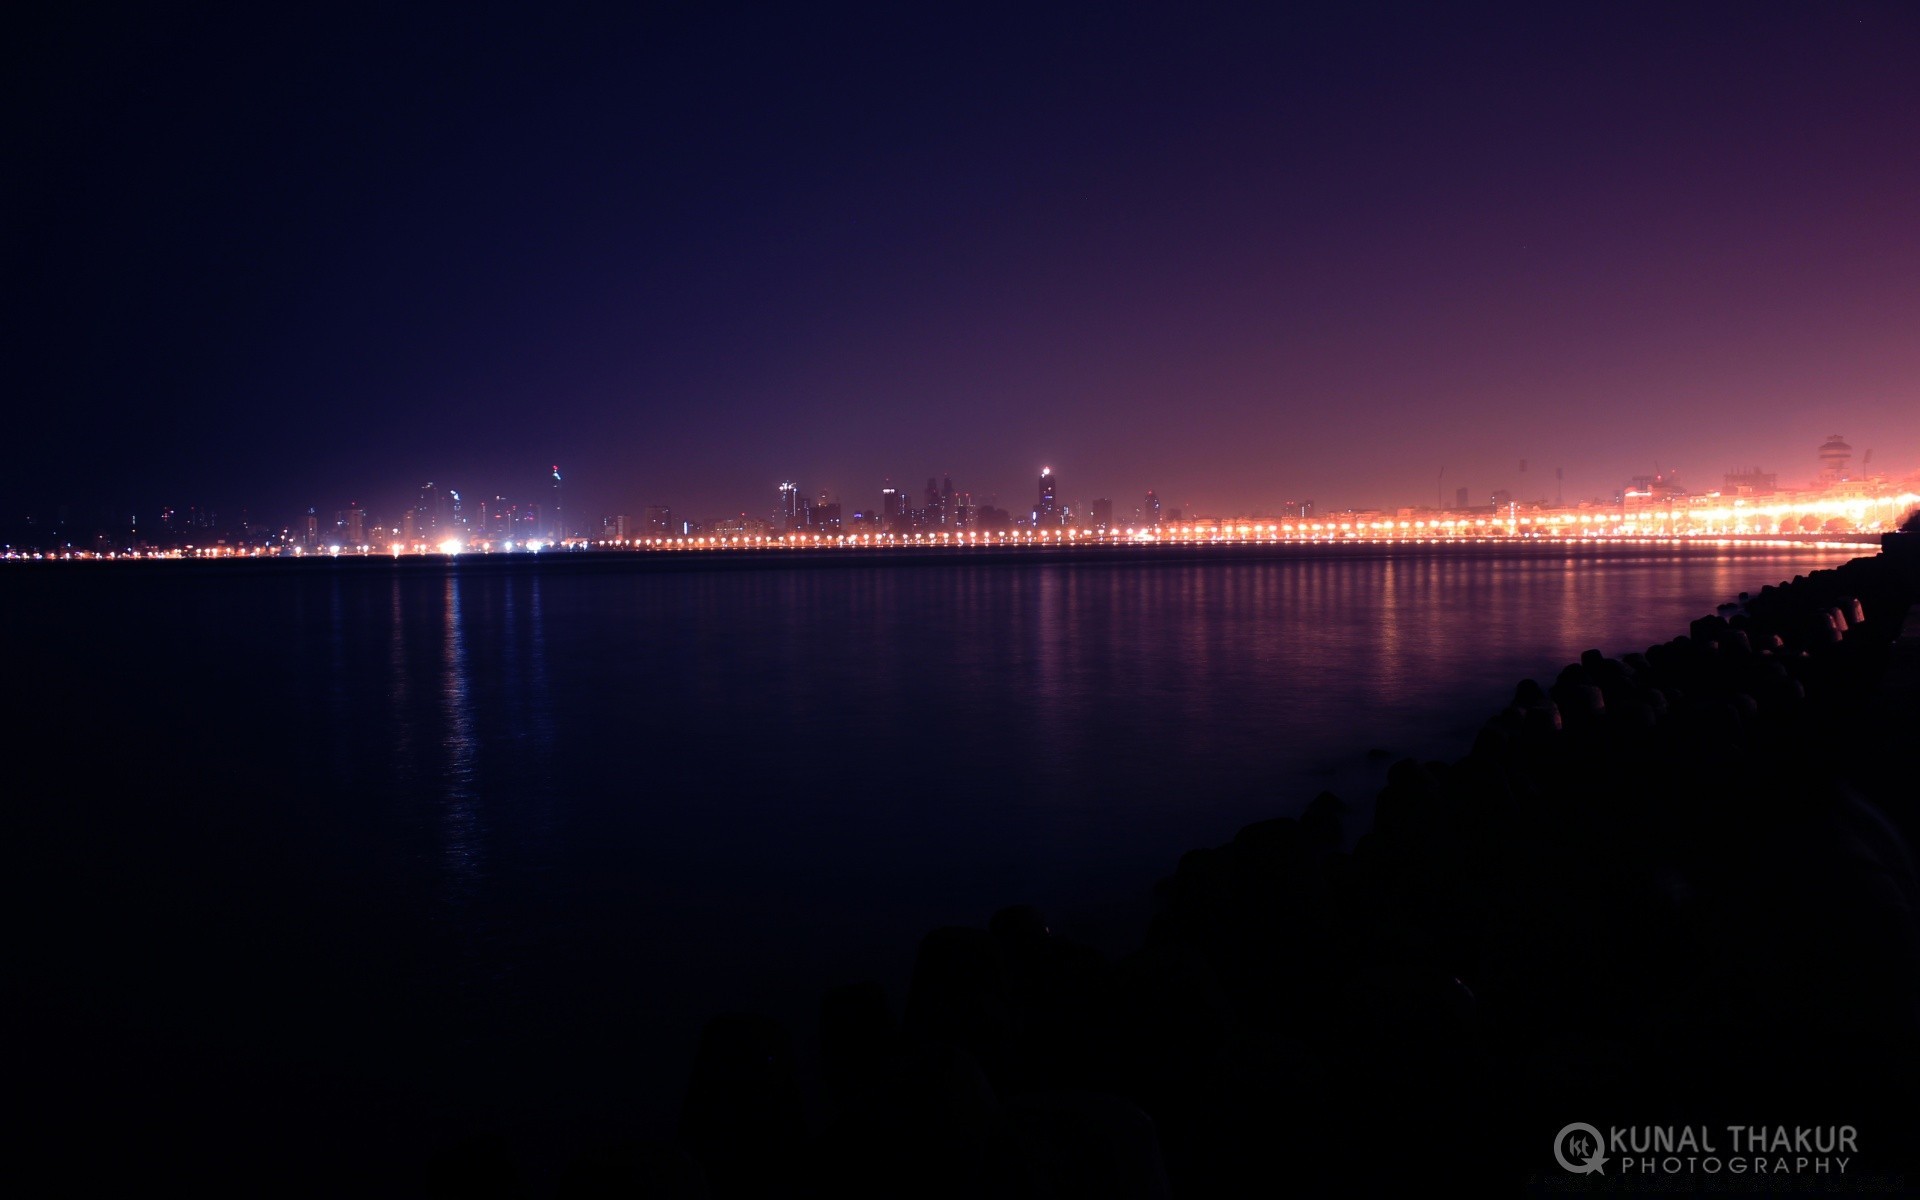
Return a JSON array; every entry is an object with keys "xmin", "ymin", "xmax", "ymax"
[{"xmin": 1554, "ymin": 1122, "xmax": 1609, "ymax": 1175}]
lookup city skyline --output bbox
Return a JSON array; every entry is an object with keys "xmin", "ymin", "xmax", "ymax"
[
  {"xmin": 9, "ymin": 421, "xmax": 1920, "ymax": 545},
  {"xmin": 9, "ymin": 429, "xmax": 1916, "ymax": 554}
]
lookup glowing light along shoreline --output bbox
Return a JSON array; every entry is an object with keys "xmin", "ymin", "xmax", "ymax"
[
  {"xmin": 6, "ymin": 493, "xmax": 1914, "ymax": 562},
  {"xmin": 2, "ymin": 532, "xmax": 1899, "ymax": 561}
]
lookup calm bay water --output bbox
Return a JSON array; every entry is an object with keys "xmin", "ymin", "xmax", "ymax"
[{"xmin": 6, "ymin": 544, "xmax": 1864, "ymax": 1190}]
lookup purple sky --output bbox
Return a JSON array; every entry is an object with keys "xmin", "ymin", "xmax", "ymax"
[{"xmin": 8, "ymin": 2, "xmax": 1918, "ymax": 525}]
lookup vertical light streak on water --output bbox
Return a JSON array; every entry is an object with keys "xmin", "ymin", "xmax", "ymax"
[
  {"xmin": 440, "ymin": 570, "xmax": 480, "ymax": 898},
  {"xmin": 1033, "ymin": 567, "xmax": 1067, "ymax": 776},
  {"xmin": 525, "ymin": 572, "xmax": 555, "ymax": 754},
  {"xmin": 506, "ymin": 572, "xmax": 558, "ymax": 852},
  {"xmin": 1378, "ymin": 556, "xmax": 1403, "ymax": 676},
  {"xmin": 521, "ymin": 575, "xmax": 558, "ymax": 836},
  {"xmin": 498, "ymin": 571, "xmax": 518, "ymax": 684},
  {"xmin": 325, "ymin": 575, "xmax": 351, "ymax": 788},
  {"xmin": 1554, "ymin": 556, "xmax": 1585, "ymax": 654},
  {"xmin": 386, "ymin": 574, "xmax": 414, "ymax": 779}
]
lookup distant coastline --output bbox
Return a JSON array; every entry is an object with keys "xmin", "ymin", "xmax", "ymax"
[{"xmin": 0, "ymin": 532, "xmax": 1885, "ymax": 571}]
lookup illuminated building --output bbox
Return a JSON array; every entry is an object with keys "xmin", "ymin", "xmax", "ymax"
[
  {"xmin": 923, "ymin": 477, "xmax": 945, "ymax": 529},
  {"xmin": 1036, "ymin": 467, "xmax": 1058, "ymax": 526},
  {"xmin": 420, "ymin": 481, "xmax": 450, "ymax": 532},
  {"xmin": 709, "ymin": 513, "xmax": 770, "ymax": 537},
  {"xmin": 483, "ymin": 495, "xmax": 520, "ymax": 539},
  {"xmin": 881, "ymin": 478, "xmax": 905, "ymax": 530},
  {"xmin": 1145, "ymin": 489, "xmax": 1161, "ymax": 526},
  {"xmin": 1723, "ymin": 468, "xmax": 1777, "ymax": 497},
  {"xmin": 1818, "ymin": 435, "xmax": 1852, "ymax": 487},
  {"xmin": 1621, "ymin": 471, "xmax": 1686, "ymax": 505}
]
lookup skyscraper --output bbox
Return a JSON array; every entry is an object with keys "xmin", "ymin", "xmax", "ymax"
[
  {"xmin": 779, "ymin": 480, "xmax": 801, "ymax": 531},
  {"xmin": 1091, "ymin": 498, "xmax": 1113, "ymax": 531},
  {"xmin": 1036, "ymin": 467, "xmax": 1058, "ymax": 526},
  {"xmin": 882, "ymin": 478, "xmax": 904, "ymax": 530},
  {"xmin": 485, "ymin": 496, "xmax": 518, "ymax": 540},
  {"xmin": 1144, "ymin": 489, "xmax": 1162, "ymax": 526},
  {"xmin": 420, "ymin": 481, "xmax": 450, "ymax": 533},
  {"xmin": 924, "ymin": 477, "xmax": 950, "ymax": 529}
]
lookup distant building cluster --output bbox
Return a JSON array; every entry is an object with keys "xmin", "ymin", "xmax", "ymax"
[
  {"xmin": 1281, "ymin": 434, "xmax": 1913, "ymax": 542},
  {"xmin": 2, "ymin": 467, "xmax": 573, "ymax": 556},
  {"xmin": 722, "ymin": 468, "xmax": 1189, "ymax": 541},
  {"xmin": 289, "ymin": 475, "xmax": 568, "ymax": 555},
  {"xmin": 604, "ymin": 437, "xmax": 1909, "ymax": 550},
  {"xmin": 6, "ymin": 437, "xmax": 1916, "ymax": 558}
]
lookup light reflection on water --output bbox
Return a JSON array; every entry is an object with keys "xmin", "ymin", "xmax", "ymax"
[
  {"xmin": 439, "ymin": 572, "xmax": 479, "ymax": 895},
  {"xmin": 340, "ymin": 551, "xmax": 1867, "ymax": 933},
  {"xmin": 19, "ymin": 546, "xmax": 1867, "ymax": 1153}
]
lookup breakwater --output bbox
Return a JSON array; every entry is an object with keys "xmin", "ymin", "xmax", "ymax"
[{"xmin": 454, "ymin": 537, "xmax": 1920, "ymax": 1196}]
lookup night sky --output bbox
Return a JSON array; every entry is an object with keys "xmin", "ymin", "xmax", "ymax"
[{"xmin": 9, "ymin": 2, "xmax": 1918, "ymax": 527}]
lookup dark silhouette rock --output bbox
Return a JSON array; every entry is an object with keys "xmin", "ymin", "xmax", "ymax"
[
  {"xmin": 679, "ymin": 1013, "xmax": 804, "ymax": 1199},
  {"xmin": 820, "ymin": 982, "xmax": 895, "ymax": 1116},
  {"xmin": 557, "ymin": 1140, "xmax": 709, "ymax": 1199},
  {"xmin": 425, "ymin": 1133, "xmax": 526, "ymax": 1200}
]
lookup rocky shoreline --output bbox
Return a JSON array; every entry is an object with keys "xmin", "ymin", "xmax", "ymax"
[{"xmin": 440, "ymin": 530, "xmax": 1920, "ymax": 1198}]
